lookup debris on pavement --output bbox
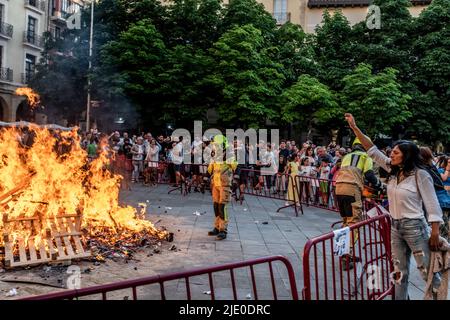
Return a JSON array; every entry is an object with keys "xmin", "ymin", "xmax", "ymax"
[{"xmin": 6, "ymin": 288, "xmax": 18, "ymax": 297}]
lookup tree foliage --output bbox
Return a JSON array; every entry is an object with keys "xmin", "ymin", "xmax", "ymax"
[
  {"xmin": 29, "ymin": 0, "xmax": 449, "ymax": 147},
  {"xmin": 341, "ymin": 64, "xmax": 412, "ymax": 137}
]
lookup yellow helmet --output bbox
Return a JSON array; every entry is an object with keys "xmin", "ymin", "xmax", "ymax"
[
  {"xmin": 213, "ymin": 134, "xmax": 229, "ymax": 149},
  {"xmin": 353, "ymin": 137, "xmax": 362, "ymax": 146}
]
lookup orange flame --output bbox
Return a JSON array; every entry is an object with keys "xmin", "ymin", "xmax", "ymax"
[
  {"xmin": 0, "ymin": 126, "xmax": 168, "ymax": 250},
  {"xmin": 15, "ymin": 88, "xmax": 41, "ymax": 109}
]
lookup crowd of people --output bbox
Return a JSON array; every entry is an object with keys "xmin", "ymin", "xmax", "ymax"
[{"xmin": 78, "ymin": 129, "xmax": 450, "ymax": 209}]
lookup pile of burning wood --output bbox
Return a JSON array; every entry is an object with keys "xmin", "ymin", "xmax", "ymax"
[{"xmin": 0, "ymin": 122, "xmax": 170, "ymax": 269}]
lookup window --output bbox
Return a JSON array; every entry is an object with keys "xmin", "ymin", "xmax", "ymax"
[
  {"xmin": 27, "ymin": 16, "xmax": 37, "ymax": 42},
  {"xmin": 273, "ymin": 0, "xmax": 288, "ymax": 24},
  {"xmin": 62, "ymin": 0, "xmax": 71, "ymax": 13},
  {"xmin": 0, "ymin": 46, "xmax": 3, "ymax": 68},
  {"xmin": 25, "ymin": 54, "xmax": 36, "ymax": 80},
  {"xmin": 0, "ymin": 4, "xmax": 4, "ymax": 25},
  {"xmin": 54, "ymin": 26, "xmax": 61, "ymax": 39}
]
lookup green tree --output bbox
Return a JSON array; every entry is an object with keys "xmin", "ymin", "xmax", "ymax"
[
  {"xmin": 98, "ymin": 19, "xmax": 167, "ymax": 126},
  {"xmin": 165, "ymin": 0, "xmax": 223, "ymax": 49},
  {"xmin": 408, "ymin": 0, "xmax": 450, "ymax": 146},
  {"xmin": 313, "ymin": 10, "xmax": 356, "ymax": 90},
  {"xmin": 156, "ymin": 45, "xmax": 214, "ymax": 125},
  {"xmin": 341, "ymin": 63, "xmax": 412, "ymax": 137},
  {"xmin": 208, "ymin": 24, "xmax": 284, "ymax": 127},
  {"xmin": 352, "ymin": 0, "xmax": 415, "ymax": 80},
  {"xmin": 272, "ymin": 23, "xmax": 317, "ymax": 86},
  {"xmin": 281, "ymin": 75, "xmax": 340, "ymax": 132},
  {"xmin": 220, "ymin": 0, "xmax": 276, "ymax": 39}
]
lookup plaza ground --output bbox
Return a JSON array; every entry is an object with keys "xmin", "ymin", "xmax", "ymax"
[{"xmin": 0, "ymin": 184, "xmax": 443, "ymax": 300}]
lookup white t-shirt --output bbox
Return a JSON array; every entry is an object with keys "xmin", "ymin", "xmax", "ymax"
[
  {"xmin": 172, "ymin": 142, "xmax": 183, "ymax": 165},
  {"xmin": 320, "ymin": 165, "xmax": 331, "ymax": 180},
  {"xmin": 192, "ymin": 140, "xmax": 203, "ymax": 164},
  {"xmin": 261, "ymin": 151, "xmax": 278, "ymax": 175}
]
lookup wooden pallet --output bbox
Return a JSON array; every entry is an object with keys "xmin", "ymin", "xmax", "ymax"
[
  {"xmin": 48, "ymin": 214, "xmax": 91, "ymax": 262},
  {"xmin": 3, "ymin": 214, "xmax": 54, "ymax": 268},
  {"xmin": 2, "ymin": 213, "xmax": 91, "ymax": 269}
]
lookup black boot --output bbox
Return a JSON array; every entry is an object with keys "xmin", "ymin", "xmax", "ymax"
[
  {"xmin": 216, "ymin": 231, "xmax": 227, "ymax": 240},
  {"xmin": 208, "ymin": 203, "xmax": 220, "ymax": 236},
  {"xmin": 208, "ymin": 228, "xmax": 219, "ymax": 236}
]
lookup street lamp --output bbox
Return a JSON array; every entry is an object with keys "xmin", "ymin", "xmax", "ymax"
[{"xmin": 86, "ymin": 0, "xmax": 94, "ymax": 132}]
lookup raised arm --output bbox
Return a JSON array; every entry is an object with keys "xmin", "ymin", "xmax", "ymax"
[
  {"xmin": 344, "ymin": 113, "xmax": 374, "ymax": 151},
  {"xmin": 345, "ymin": 113, "xmax": 391, "ymax": 173}
]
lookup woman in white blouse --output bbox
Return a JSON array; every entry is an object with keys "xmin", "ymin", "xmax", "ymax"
[{"xmin": 345, "ymin": 113, "xmax": 443, "ymax": 300}]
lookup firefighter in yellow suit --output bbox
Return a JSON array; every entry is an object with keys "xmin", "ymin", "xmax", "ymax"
[
  {"xmin": 336, "ymin": 137, "xmax": 382, "ymax": 227},
  {"xmin": 207, "ymin": 135, "xmax": 238, "ymax": 240},
  {"xmin": 335, "ymin": 137, "xmax": 382, "ymax": 270}
]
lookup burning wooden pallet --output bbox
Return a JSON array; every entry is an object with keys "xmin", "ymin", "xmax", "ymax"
[
  {"xmin": 1, "ymin": 174, "xmax": 91, "ymax": 268},
  {"xmin": 2, "ymin": 213, "xmax": 91, "ymax": 269}
]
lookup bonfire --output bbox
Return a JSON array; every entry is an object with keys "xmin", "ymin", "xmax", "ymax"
[{"xmin": 0, "ymin": 124, "xmax": 169, "ymax": 267}]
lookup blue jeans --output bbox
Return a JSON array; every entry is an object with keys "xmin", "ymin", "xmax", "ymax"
[{"xmin": 391, "ymin": 218, "xmax": 440, "ymax": 300}]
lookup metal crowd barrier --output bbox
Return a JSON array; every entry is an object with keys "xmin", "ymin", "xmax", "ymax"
[
  {"xmin": 238, "ymin": 169, "xmax": 303, "ymax": 216},
  {"xmin": 302, "ymin": 208, "xmax": 393, "ymax": 300},
  {"xmin": 20, "ymin": 256, "xmax": 299, "ymax": 300},
  {"xmin": 109, "ymin": 159, "xmax": 386, "ymax": 220}
]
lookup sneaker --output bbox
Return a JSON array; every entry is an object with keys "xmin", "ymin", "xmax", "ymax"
[
  {"xmin": 216, "ymin": 232, "xmax": 227, "ymax": 240},
  {"xmin": 208, "ymin": 228, "xmax": 219, "ymax": 236}
]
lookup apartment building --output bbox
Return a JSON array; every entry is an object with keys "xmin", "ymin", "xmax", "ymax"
[
  {"xmin": 259, "ymin": 0, "xmax": 431, "ymax": 32},
  {"xmin": 0, "ymin": 0, "xmax": 84, "ymax": 123}
]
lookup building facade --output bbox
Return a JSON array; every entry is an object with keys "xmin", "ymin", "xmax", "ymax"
[
  {"xmin": 258, "ymin": 0, "xmax": 431, "ymax": 32},
  {"xmin": 251, "ymin": 0, "xmax": 431, "ymax": 32},
  {"xmin": 0, "ymin": 0, "xmax": 84, "ymax": 123}
]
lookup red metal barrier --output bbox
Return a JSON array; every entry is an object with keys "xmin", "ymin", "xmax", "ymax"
[
  {"xmin": 21, "ymin": 256, "xmax": 299, "ymax": 300},
  {"xmin": 238, "ymin": 169, "xmax": 303, "ymax": 216},
  {"xmin": 294, "ymin": 175, "xmax": 339, "ymax": 212},
  {"xmin": 302, "ymin": 209, "xmax": 393, "ymax": 300}
]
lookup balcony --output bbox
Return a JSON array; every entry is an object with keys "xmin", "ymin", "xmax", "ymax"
[
  {"xmin": 25, "ymin": 0, "xmax": 46, "ymax": 13},
  {"xmin": 51, "ymin": 9, "xmax": 71, "ymax": 24},
  {"xmin": 0, "ymin": 22, "xmax": 13, "ymax": 39},
  {"xmin": 21, "ymin": 72, "xmax": 35, "ymax": 84},
  {"xmin": 0, "ymin": 68, "xmax": 13, "ymax": 82},
  {"xmin": 23, "ymin": 31, "xmax": 45, "ymax": 49},
  {"xmin": 273, "ymin": 12, "xmax": 291, "ymax": 25},
  {"xmin": 308, "ymin": 0, "xmax": 431, "ymax": 8}
]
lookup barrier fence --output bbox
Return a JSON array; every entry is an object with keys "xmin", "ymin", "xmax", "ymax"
[
  {"xmin": 20, "ymin": 256, "xmax": 299, "ymax": 301},
  {"xmin": 238, "ymin": 169, "xmax": 303, "ymax": 216},
  {"xmin": 302, "ymin": 208, "xmax": 393, "ymax": 300},
  {"xmin": 21, "ymin": 212, "xmax": 392, "ymax": 301},
  {"xmin": 109, "ymin": 159, "xmax": 386, "ymax": 218}
]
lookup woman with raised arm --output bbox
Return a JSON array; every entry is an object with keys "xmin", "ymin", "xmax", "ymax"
[{"xmin": 344, "ymin": 113, "xmax": 443, "ymax": 300}]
